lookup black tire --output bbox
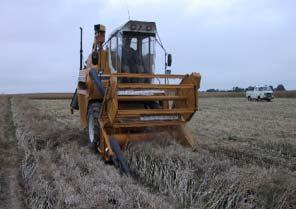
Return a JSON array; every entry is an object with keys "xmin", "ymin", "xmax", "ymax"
[
  {"xmin": 87, "ymin": 102, "xmax": 101, "ymax": 149},
  {"xmin": 247, "ymin": 96, "xmax": 251, "ymax": 101},
  {"xmin": 109, "ymin": 138, "xmax": 130, "ymax": 175}
]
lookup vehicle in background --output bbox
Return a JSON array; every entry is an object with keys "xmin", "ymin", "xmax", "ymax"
[{"xmin": 246, "ymin": 85, "xmax": 274, "ymax": 101}]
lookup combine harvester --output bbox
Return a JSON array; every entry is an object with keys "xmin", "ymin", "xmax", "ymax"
[{"xmin": 70, "ymin": 21, "xmax": 201, "ymax": 173}]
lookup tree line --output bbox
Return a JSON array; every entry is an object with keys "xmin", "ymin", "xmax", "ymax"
[{"xmin": 206, "ymin": 84, "xmax": 286, "ymax": 93}]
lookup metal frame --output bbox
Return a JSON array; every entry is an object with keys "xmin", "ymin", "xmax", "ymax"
[{"xmin": 96, "ymin": 72, "xmax": 201, "ymax": 161}]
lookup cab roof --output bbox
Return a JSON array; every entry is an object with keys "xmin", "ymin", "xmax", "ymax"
[{"xmin": 109, "ymin": 20, "xmax": 157, "ymax": 38}]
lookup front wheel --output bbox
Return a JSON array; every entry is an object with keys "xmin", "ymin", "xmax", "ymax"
[{"xmin": 87, "ymin": 102, "xmax": 101, "ymax": 149}]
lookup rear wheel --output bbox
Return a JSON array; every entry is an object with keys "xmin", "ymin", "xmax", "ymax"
[
  {"xmin": 87, "ymin": 102, "xmax": 101, "ymax": 149},
  {"xmin": 109, "ymin": 137, "xmax": 130, "ymax": 175}
]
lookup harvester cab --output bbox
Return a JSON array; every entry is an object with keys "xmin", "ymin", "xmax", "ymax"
[
  {"xmin": 107, "ymin": 21, "xmax": 156, "ymax": 80},
  {"xmin": 70, "ymin": 20, "xmax": 201, "ymax": 173}
]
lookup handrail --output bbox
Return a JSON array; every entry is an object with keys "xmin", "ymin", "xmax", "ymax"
[
  {"xmin": 99, "ymin": 73, "xmax": 186, "ymax": 79},
  {"xmin": 117, "ymin": 83, "xmax": 194, "ymax": 89}
]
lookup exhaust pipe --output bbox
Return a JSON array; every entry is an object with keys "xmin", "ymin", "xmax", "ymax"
[{"xmin": 89, "ymin": 68, "xmax": 105, "ymax": 96}]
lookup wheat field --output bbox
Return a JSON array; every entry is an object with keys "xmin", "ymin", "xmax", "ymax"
[{"xmin": 1, "ymin": 96, "xmax": 295, "ymax": 208}]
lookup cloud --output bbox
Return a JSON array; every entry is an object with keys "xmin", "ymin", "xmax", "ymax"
[
  {"xmin": 183, "ymin": 0, "xmax": 234, "ymax": 14},
  {"xmin": 0, "ymin": 0, "xmax": 295, "ymax": 93}
]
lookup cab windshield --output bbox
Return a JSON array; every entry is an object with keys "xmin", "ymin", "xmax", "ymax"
[
  {"xmin": 121, "ymin": 34, "xmax": 155, "ymax": 75},
  {"xmin": 109, "ymin": 32, "xmax": 155, "ymax": 75}
]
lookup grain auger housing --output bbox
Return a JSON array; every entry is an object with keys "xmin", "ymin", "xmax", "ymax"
[{"xmin": 70, "ymin": 20, "xmax": 201, "ymax": 173}]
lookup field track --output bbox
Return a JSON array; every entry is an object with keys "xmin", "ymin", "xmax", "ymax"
[{"xmin": 0, "ymin": 97, "xmax": 24, "ymax": 209}]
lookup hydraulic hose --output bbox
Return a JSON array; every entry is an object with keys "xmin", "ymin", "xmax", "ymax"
[{"xmin": 89, "ymin": 68, "xmax": 105, "ymax": 96}]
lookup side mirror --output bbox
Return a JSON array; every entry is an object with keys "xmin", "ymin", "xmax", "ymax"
[
  {"xmin": 92, "ymin": 51, "xmax": 99, "ymax": 65},
  {"xmin": 167, "ymin": 54, "xmax": 172, "ymax": 67}
]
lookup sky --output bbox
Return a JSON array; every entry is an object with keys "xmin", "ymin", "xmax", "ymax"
[{"xmin": 0, "ymin": 0, "xmax": 295, "ymax": 93}]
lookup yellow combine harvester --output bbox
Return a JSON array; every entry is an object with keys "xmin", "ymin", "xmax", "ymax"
[{"xmin": 70, "ymin": 20, "xmax": 201, "ymax": 173}]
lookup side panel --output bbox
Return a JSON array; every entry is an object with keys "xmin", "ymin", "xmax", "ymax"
[
  {"xmin": 175, "ymin": 72, "xmax": 201, "ymax": 120},
  {"xmin": 99, "ymin": 51, "xmax": 110, "ymax": 74},
  {"xmin": 106, "ymin": 76, "xmax": 118, "ymax": 123}
]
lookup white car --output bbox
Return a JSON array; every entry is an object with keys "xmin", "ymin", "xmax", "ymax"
[{"xmin": 246, "ymin": 85, "xmax": 274, "ymax": 101}]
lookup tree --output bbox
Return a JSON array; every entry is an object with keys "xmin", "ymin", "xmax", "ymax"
[
  {"xmin": 206, "ymin": 89, "xmax": 218, "ymax": 92},
  {"xmin": 246, "ymin": 86, "xmax": 254, "ymax": 91},
  {"xmin": 276, "ymin": 84, "xmax": 286, "ymax": 91},
  {"xmin": 232, "ymin": 87, "xmax": 245, "ymax": 92}
]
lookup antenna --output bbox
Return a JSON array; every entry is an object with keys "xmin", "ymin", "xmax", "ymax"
[
  {"xmin": 79, "ymin": 27, "xmax": 83, "ymax": 70},
  {"xmin": 120, "ymin": 0, "xmax": 131, "ymax": 20},
  {"xmin": 127, "ymin": 8, "xmax": 131, "ymax": 20}
]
